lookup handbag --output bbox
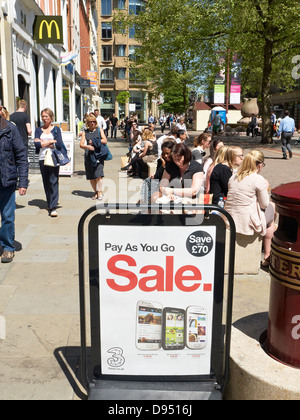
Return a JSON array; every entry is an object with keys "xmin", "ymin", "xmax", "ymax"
[
  {"xmin": 105, "ymin": 149, "xmax": 113, "ymax": 161},
  {"xmin": 44, "ymin": 149, "xmax": 56, "ymax": 167},
  {"xmin": 52, "ymin": 148, "xmax": 71, "ymax": 166},
  {"xmin": 95, "ymin": 128, "xmax": 113, "ymax": 161}
]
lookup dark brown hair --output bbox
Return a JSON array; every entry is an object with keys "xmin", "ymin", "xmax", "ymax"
[{"xmin": 172, "ymin": 142, "xmax": 192, "ymax": 165}]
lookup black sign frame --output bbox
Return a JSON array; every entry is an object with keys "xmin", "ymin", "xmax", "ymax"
[{"xmin": 78, "ymin": 204, "xmax": 236, "ymax": 400}]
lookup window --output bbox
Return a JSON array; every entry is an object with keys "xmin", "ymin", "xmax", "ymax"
[
  {"xmin": 100, "ymin": 91, "xmax": 115, "ymax": 104},
  {"xmin": 129, "ymin": 45, "xmax": 141, "ymax": 61},
  {"xmin": 102, "ymin": 45, "xmax": 112, "ymax": 62},
  {"xmin": 101, "ymin": 0, "xmax": 112, "ymax": 16},
  {"xmin": 101, "ymin": 69, "xmax": 114, "ymax": 83},
  {"xmin": 117, "ymin": 68, "xmax": 126, "ymax": 79},
  {"xmin": 129, "ymin": 25, "xmax": 135, "ymax": 38},
  {"xmin": 102, "ymin": 22, "xmax": 112, "ymax": 39},
  {"xmin": 129, "ymin": 0, "xmax": 146, "ymax": 15},
  {"xmin": 118, "ymin": 0, "xmax": 126, "ymax": 9},
  {"xmin": 117, "ymin": 45, "xmax": 126, "ymax": 57},
  {"xmin": 129, "ymin": 69, "xmax": 142, "ymax": 84}
]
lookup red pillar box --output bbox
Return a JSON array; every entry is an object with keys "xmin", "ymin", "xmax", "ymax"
[{"xmin": 265, "ymin": 182, "xmax": 300, "ymax": 367}]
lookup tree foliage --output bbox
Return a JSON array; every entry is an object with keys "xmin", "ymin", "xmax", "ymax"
[{"xmin": 115, "ymin": 0, "xmax": 300, "ymax": 141}]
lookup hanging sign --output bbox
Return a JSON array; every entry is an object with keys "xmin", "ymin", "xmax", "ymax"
[{"xmin": 33, "ymin": 16, "xmax": 64, "ymax": 44}]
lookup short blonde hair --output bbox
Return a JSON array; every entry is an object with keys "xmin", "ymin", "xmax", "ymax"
[
  {"xmin": 41, "ymin": 108, "xmax": 55, "ymax": 122},
  {"xmin": 86, "ymin": 113, "xmax": 98, "ymax": 125},
  {"xmin": 236, "ymin": 150, "xmax": 264, "ymax": 181}
]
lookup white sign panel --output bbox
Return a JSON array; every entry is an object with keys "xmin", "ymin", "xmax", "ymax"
[
  {"xmin": 98, "ymin": 225, "xmax": 216, "ymax": 377},
  {"xmin": 60, "ymin": 132, "xmax": 74, "ymax": 176},
  {"xmin": 129, "ymin": 103, "xmax": 136, "ymax": 112}
]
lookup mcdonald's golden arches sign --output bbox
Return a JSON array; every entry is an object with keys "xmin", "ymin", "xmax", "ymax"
[{"xmin": 33, "ymin": 16, "xmax": 63, "ymax": 44}]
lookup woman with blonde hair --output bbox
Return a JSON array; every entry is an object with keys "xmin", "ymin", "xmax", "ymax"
[
  {"xmin": 34, "ymin": 108, "xmax": 65, "ymax": 217},
  {"xmin": 225, "ymin": 150, "xmax": 275, "ymax": 266},
  {"xmin": 132, "ymin": 128, "xmax": 158, "ymax": 178},
  {"xmin": 80, "ymin": 113, "xmax": 108, "ymax": 200},
  {"xmin": 205, "ymin": 145, "xmax": 228, "ymax": 193},
  {"xmin": 209, "ymin": 146, "xmax": 244, "ymax": 204}
]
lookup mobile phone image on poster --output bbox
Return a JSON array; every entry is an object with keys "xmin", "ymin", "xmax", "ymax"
[
  {"xmin": 98, "ymin": 225, "xmax": 216, "ymax": 377},
  {"xmin": 136, "ymin": 301, "xmax": 162, "ymax": 350}
]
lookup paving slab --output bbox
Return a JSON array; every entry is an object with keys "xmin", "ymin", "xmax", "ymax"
[{"xmin": 0, "ymin": 130, "xmax": 299, "ymax": 400}]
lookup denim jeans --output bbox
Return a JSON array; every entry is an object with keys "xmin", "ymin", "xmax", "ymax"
[
  {"xmin": 111, "ymin": 125, "xmax": 117, "ymax": 138},
  {"xmin": 0, "ymin": 186, "xmax": 16, "ymax": 252}
]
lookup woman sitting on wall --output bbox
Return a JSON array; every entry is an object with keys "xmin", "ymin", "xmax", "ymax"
[{"xmin": 225, "ymin": 150, "xmax": 275, "ymax": 266}]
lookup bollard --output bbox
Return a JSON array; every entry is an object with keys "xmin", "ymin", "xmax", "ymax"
[{"xmin": 265, "ymin": 182, "xmax": 300, "ymax": 367}]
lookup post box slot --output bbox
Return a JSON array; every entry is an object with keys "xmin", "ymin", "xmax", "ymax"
[{"xmin": 274, "ymin": 215, "xmax": 298, "ymax": 244}]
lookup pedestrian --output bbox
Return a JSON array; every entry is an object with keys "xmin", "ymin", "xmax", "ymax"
[
  {"xmin": 110, "ymin": 113, "xmax": 118, "ymax": 139},
  {"xmin": 148, "ymin": 114, "xmax": 154, "ymax": 124},
  {"xmin": 212, "ymin": 111, "xmax": 221, "ymax": 135},
  {"xmin": 0, "ymin": 108, "xmax": 28, "ymax": 263},
  {"xmin": 176, "ymin": 117, "xmax": 188, "ymax": 136},
  {"xmin": 80, "ymin": 113, "xmax": 108, "ymax": 200},
  {"xmin": 270, "ymin": 111, "xmax": 276, "ymax": 137},
  {"xmin": 9, "ymin": 99, "xmax": 32, "ymax": 148},
  {"xmin": 104, "ymin": 115, "xmax": 110, "ymax": 137},
  {"xmin": 225, "ymin": 150, "xmax": 275, "ymax": 267},
  {"xmin": 34, "ymin": 108, "xmax": 65, "ymax": 217},
  {"xmin": 94, "ymin": 109, "xmax": 107, "ymax": 131},
  {"xmin": 278, "ymin": 110, "xmax": 295, "ymax": 159}
]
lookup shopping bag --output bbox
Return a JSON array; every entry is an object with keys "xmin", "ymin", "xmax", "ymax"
[{"xmin": 44, "ymin": 149, "xmax": 55, "ymax": 167}]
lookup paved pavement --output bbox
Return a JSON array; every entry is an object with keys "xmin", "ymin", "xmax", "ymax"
[{"xmin": 0, "ymin": 129, "xmax": 299, "ymax": 400}]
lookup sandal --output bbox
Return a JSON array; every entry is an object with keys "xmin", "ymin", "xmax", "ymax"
[
  {"xmin": 92, "ymin": 192, "xmax": 98, "ymax": 200},
  {"xmin": 261, "ymin": 257, "xmax": 270, "ymax": 267},
  {"xmin": 97, "ymin": 192, "xmax": 104, "ymax": 201}
]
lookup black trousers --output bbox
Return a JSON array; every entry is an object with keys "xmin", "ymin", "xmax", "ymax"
[{"xmin": 39, "ymin": 161, "xmax": 60, "ymax": 210}]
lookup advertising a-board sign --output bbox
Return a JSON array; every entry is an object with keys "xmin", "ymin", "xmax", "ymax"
[{"xmin": 98, "ymin": 225, "xmax": 216, "ymax": 377}]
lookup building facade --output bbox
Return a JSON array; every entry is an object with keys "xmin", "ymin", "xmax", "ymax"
[
  {"xmin": 97, "ymin": 0, "xmax": 158, "ymax": 122},
  {"xmin": 0, "ymin": 0, "xmax": 98, "ymax": 135}
]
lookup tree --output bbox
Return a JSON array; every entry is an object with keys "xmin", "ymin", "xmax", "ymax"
[
  {"xmin": 116, "ymin": 91, "xmax": 130, "ymax": 105},
  {"xmin": 225, "ymin": 0, "xmax": 300, "ymax": 143},
  {"xmin": 114, "ymin": 0, "xmax": 218, "ymax": 117}
]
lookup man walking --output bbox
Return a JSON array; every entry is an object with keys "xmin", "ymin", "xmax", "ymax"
[
  {"xmin": 278, "ymin": 110, "xmax": 295, "ymax": 159},
  {"xmin": 94, "ymin": 109, "xmax": 107, "ymax": 131},
  {"xmin": 212, "ymin": 111, "xmax": 221, "ymax": 135},
  {"xmin": 0, "ymin": 110, "xmax": 28, "ymax": 263},
  {"xmin": 110, "ymin": 113, "xmax": 118, "ymax": 139},
  {"xmin": 10, "ymin": 99, "xmax": 32, "ymax": 148}
]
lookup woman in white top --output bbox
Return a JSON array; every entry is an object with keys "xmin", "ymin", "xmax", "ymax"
[
  {"xmin": 225, "ymin": 150, "xmax": 275, "ymax": 266},
  {"xmin": 176, "ymin": 117, "xmax": 189, "ymax": 137},
  {"xmin": 34, "ymin": 108, "xmax": 64, "ymax": 217}
]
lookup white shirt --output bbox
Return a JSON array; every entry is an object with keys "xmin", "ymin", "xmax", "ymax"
[
  {"xmin": 97, "ymin": 115, "xmax": 107, "ymax": 130},
  {"xmin": 39, "ymin": 132, "xmax": 54, "ymax": 160}
]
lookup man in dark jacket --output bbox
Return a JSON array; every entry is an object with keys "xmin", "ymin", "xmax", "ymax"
[{"xmin": 0, "ymin": 112, "xmax": 29, "ymax": 263}]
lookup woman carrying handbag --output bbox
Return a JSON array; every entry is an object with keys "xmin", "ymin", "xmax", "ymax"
[
  {"xmin": 80, "ymin": 113, "xmax": 108, "ymax": 200},
  {"xmin": 34, "ymin": 108, "xmax": 65, "ymax": 217}
]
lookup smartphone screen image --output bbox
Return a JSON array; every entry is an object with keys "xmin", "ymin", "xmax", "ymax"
[
  {"xmin": 162, "ymin": 307, "xmax": 185, "ymax": 350},
  {"xmin": 136, "ymin": 301, "xmax": 163, "ymax": 350},
  {"xmin": 186, "ymin": 306, "xmax": 207, "ymax": 349}
]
